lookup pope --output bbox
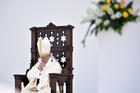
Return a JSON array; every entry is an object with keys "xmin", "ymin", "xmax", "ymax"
[{"xmin": 21, "ymin": 36, "xmax": 62, "ymax": 93}]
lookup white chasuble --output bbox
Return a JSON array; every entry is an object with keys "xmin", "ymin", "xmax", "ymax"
[{"xmin": 21, "ymin": 56, "xmax": 62, "ymax": 93}]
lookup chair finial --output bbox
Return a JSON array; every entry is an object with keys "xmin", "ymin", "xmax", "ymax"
[{"xmin": 47, "ymin": 22, "xmax": 56, "ymax": 27}]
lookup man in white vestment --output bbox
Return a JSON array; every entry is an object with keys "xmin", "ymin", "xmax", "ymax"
[{"xmin": 21, "ymin": 36, "xmax": 62, "ymax": 93}]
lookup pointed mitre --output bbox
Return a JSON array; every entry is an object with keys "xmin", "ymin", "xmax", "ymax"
[{"xmin": 37, "ymin": 36, "xmax": 51, "ymax": 56}]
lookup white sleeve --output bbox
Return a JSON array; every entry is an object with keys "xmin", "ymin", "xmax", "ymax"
[
  {"xmin": 36, "ymin": 86, "xmax": 40, "ymax": 91},
  {"xmin": 27, "ymin": 64, "xmax": 40, "ymax": 81},
  {"xmin": 49, "ymin": 62, "xmax": 62, "ymax": 74},
  {"xmin": 36, "ymin": 74, "xmax": 49, "ymax": 89}
]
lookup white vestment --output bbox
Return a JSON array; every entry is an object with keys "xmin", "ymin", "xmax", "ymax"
[{"xmin": 21, "ymin": 56, "xmax": 62, "ymax": 93}]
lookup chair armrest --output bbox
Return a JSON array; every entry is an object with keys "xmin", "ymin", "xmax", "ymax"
[
  {"xmin": 49, "ymin": 73, "xmax": 73, "ymax": 93},
  {"xmin": 13, "ymin": 74, "xmax": 28, "ymax": 93},
  {"xmin": 49, "ymin": 73, "xmax": 73, "ymax": 81},
  {"xmin": 14, "ymin": 74, "xmax": 26, "ymax": 80}
]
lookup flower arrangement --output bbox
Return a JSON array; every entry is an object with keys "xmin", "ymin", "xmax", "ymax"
[{"xmin": 81, "ymin": 0, "xmax": 140, "ymax": 47}]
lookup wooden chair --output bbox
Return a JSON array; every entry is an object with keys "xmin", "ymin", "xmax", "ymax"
[{"xmin": 13, "ymin": 23, "xmax": 74, "ymax": 93}]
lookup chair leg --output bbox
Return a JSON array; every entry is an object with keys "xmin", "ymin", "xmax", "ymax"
[
  {"xmin": 66, "ymin": 79, "xmax": 73, "ymax": 93},
  {"xmin": 50, "ymin": 78, "xmax": 56, "ymax": 93},
  {"xmin": 15, "ymin": 79, "xmax": 22, "ymax": 93}
]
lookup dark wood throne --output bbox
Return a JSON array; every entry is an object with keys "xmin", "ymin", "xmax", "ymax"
[{"xmin": 13, "ymin": 23, "xmax": 74, "ymax": 93}]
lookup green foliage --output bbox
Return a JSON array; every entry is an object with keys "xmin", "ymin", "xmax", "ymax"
[
  {"xmin": 81, "ymin": 0, "xmax": 140, "ymax": 46},
  {"xmin": 127, "ymin": 1, "xmax": 133, "ymax": 8},
  {"xmin": 98, "ymin": 1, "xmax": 105, "ymax": 5},
  {"xmin": 90, "ymin": 0, "xmax": 139, "ymax": 36}
]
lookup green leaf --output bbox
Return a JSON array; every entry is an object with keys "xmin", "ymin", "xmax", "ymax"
[
  {"xmin": 90, "ymin": 27, "xmax": 96, "ymax": 35},
  {"xmin": 95, "ymin": 28, "xmax": 98, "ymax": 36},
  {"xmin": 98, "ymin": 1, "xmax": 105, "ymax": 5},
  {"xmin": 117, "ymin": 27, "xmax": 122, "ymax": 35},
  {"xmin": 91, "ymin": 20, "xmax": 95, "ymax": 24},
  {"xmin": 127, "ymin": 1, "xmax": 133, "ymax": 8}
]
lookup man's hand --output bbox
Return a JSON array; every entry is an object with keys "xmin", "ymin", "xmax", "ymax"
[
  {"xmin": 29, "ymin": 87, "xmax": 38, "ymax": 91},
  {"xmin": 38, "ymin": 62, "xmax": 45, "ymax": 71}
]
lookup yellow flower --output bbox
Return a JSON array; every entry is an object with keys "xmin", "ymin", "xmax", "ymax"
[
  {"xmin": 128, "ymin": 8, "xmax": 133, "ymax": 13},
  {"xmin": 102, "ymin": 5, "xmax": 107, "ymax": 11},
  {"xmin": 114, "ymin": 4, "xmax": 119, "ymax": 9},
  {"xmin": 123, "ymin": 11, "xmax": 129, "ymax": 18},
  {"xmin": 120, "ymin": 4, "xmax": 125, "ymax": 9},
  {"xmin": 121, "ymin": 0, "xmax": 125, "ymax": 3},
  {"xmin": 106, "ymin": 0, "xmax": 111, "ymax": 4}
]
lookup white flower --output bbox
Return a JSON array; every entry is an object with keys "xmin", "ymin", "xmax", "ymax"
[
  {"xmin": 111, "ymin": 14, "xmax": 116, "ymax": 20},
  {"xmin": 87, "ymin": 7, "xmax": 94, "ymax": 16},
  {"xmin": 132, "ymin": 9, "xmax": 139, "ymax": 16},
  {"xmin": 136, "ymin": 16, "xmax": 140, "ymax": 22},
  {"xmin": 104, "ymin": 20, "xmax": 110, "ymax": 26},
  {"xmin": 95, "ymin": 9, "xmax": 105, "ymax": 17},
  {"xmin": 115, "ymin": 12, "xmax": 122, "ymax": 18},
  {"xmin": 91, "ymin": 1, "xmax": 98, "ymax": 7},
  {"xmin": 107, "ymin": 5, "xmax": 114, "ymax": 15},
  {"xmin": 81, "ymin": 16, "xmax": 95, "ymax": 23},
  {"xmin": 95, "ymin": 18, "xmax": 102, "ymax": 25},
  {"xmin": 86, "ymin": 7, "xmax": 105, "ymax": 18}
]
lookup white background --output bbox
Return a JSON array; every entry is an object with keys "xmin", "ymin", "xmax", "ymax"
[{"xmin": 0, "ymin": 0, "xmax": 140, "ymax": 93}]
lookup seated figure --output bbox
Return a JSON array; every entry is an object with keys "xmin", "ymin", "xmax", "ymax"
[{"xmin": 21, "ymin": 36, "xmax": 62, "ymax": 93}]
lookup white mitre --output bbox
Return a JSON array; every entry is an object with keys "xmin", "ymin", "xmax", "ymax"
[{"xmin": 37, "ymin": 36, "xmax": 51, "ymax": 56}]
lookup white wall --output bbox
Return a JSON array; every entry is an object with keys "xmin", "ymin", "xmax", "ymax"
[
  {"xmin": 0, "ymin": 0, "xmax": 98, "ymax": 93},
  {"xmin": 0, "ymin": 0, "xmax": 140, "ymax": 93},
  {"xmin": 97, "ymin": 22, "xmax": 140, "ymax": 93}
]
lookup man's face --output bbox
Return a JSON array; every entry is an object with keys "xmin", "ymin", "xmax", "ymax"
[{"xmin": 40, "ymin": 55, "xmax": 51, "ymax": 63}]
